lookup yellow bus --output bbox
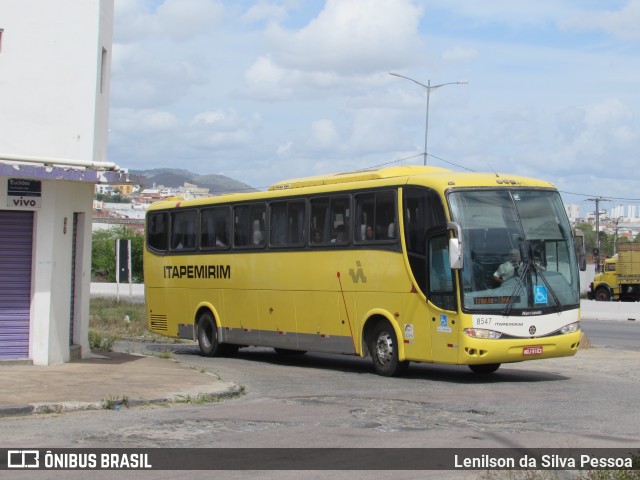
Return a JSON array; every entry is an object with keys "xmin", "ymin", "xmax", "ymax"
[{"xmin": 143, "ymin": 166, "xmax": 582, "ymax": 376}]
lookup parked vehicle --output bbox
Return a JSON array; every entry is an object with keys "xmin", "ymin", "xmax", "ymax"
[{"xmin": 589, "ymin": 242, "xmax": 640, "ymax": 301}]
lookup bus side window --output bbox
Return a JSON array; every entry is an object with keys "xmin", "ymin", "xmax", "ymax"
[
  {"xmin": 310, "ymin": 196, "xmax": 349, "ymax": 246},
  {"xmin": 235, "ymin": 204, "xmax": 266, "ymax": 248},
  {"xmin": 147, "ymin": 212, "xmax": 168, "ymax": 252},
  {"xmin": 170, "ymin": 209, "xmax": 198, "ymax": 251},
  {"xmin": 201, "ymin": 207, "xmax": 230, "ymax": 249},
  {"xmin": 271, "ymin": 200, "xmax": 306, "ymax": 247},
  {"xmin": 354, "ymin": 191, "xmax": 396, "ymax": 243}
]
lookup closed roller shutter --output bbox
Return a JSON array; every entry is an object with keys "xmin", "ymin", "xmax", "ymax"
[{"xmin": 0, "ymin": 210, "xmax": 34, "ymax": 359}]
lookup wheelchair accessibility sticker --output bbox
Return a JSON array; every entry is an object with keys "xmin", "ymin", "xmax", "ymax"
[
  {"xmin": 534, "ymin": 286, "xmax": 548, "ymax": 304},
  {"xmin": 437, "ymin": 314, "xmax": 452, "ymax": 333}
]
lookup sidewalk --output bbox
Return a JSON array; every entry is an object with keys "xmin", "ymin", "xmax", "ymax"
[{"xmin": 0, "ymin": 350, "xmax": 241, "ymax": 417}]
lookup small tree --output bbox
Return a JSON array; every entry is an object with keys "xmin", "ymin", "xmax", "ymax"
[
  {"xmin": 599, "ymin": 231, "xmax": 615, "ymax": 258},
  {"xmin": 575, "ymin": 223, "xmax": 595, "ymax": 254},
  {"xmin": 92, "ymin": 226, "xmax": 144, "ymax": 282}
]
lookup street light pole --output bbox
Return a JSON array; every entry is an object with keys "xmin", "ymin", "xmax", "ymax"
[{"xmin": 389, "ymin": 72, "xmax": 468, "ymax": 166}]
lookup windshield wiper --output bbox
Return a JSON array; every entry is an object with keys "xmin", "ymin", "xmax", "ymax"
[
  {"xmin": 503, "ymin": 242, "xmax": 562, "ymax": 315},
  {"xmin": 503, "ymin": 257, "xmax": 529, "ymax": 316}
]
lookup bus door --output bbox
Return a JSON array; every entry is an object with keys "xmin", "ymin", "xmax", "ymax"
[{"xmin": 426, "ymin": 230, "xmax": 460, "ymax": 363}]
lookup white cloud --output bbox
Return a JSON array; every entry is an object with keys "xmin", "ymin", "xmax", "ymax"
[
  {"xmin": 115, "ymin": 0, "xmax": 225, "ymax": 42},
  {"xmin": 563, "ymin": 0, "xmax": 640, "ymax": 41},
  {"xmin": 426, "ymin": 0, "xmax": 574, "ymax": 28},
  {"xmin": 111, "ymin": 108, "xmax": 179, "ymax": 133},
  {"xmin": 242, "ymin": 56, "xmax": 294, "ymax": 100},
  {"xmin": 187, "ymin": 109, "xmax": 260, "ymax": 148},
  {"xmin": 265, "ymin": 0, "xmax": 424, "ymax": 74},
  {"xmin": 241, "ymin": 2, "xmax": 288, "ymax": 24},
  {"xmin": 110, "ymin": 43, "xmax": 204, "ymax": 108},
  {"xmin": 554, "ymin": 98, "xmax": 637, "ymax": 163},
  {"xmin": 442, "ymin": 46, "xmax": 478, "ymax": 63},
  {"xmin": 309, "ymin": 119, "xmax": 340, "ymax": 150},
  {"xmin": 276, "ymin": 141, "xmax": 293, "ymax": 157}
]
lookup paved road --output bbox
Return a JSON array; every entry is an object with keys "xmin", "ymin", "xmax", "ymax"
[
  {"xmin": 2, "ymin": 341, "xmax": 638, "ymax": 446},
  {"xmin": 581, "ymin": 319, "xmax": 640, "ymax": 350},
  {"xmin": 2, "ymin": 340, "xmax": 638, "ymax": 479},
  {"xmin": 90, "ymin": 282, "xmax": 145, "ymax": 303}
]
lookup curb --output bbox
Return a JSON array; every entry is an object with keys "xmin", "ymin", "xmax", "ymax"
[{"xmin": 0, "ymin": 384, "xmax": 244, "ymax": 419}]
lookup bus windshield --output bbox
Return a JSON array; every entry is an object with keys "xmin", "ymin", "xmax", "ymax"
[{"xmin": 448, "ymin": 189, "xmax": 580, "ymax": 313}]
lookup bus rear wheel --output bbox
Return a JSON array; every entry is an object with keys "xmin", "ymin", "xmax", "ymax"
[
  {"xmin": 369, "ymin": 322, "xmax": 409, "ymax": 377},
  {"xmin": 197, "ymin": 312, "xmax": 227, "ymax": 357},
  {"xmin": 469, "ymin": 363, "xmax": 501, "ymax": 375}
]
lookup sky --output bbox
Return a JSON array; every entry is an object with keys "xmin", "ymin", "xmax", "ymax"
[{"xmin": 108, "ymin": 0, "xmax": 640, "ymax": 215}]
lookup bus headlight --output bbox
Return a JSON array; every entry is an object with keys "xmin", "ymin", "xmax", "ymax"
[
  {"xmin": 464, "ymin": 328, "xmax": 502, "ymax": 339},
  {"xmin": 559, "ymin": 322, "xmax": 580, "ymax": 334}
]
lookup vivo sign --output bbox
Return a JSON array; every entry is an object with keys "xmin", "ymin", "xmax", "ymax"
[{"xmin": 7, "ymin": 178, "xmax": 42, "ymax": 209}]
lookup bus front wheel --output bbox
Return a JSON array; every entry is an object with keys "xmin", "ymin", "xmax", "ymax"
[
  {"xmin": 369, "ymin": 322, "xmax": 409, "ymax": 377},
  {"xmin": 197, "ymin": 312, "xmax": 225, "ymax": 357}
]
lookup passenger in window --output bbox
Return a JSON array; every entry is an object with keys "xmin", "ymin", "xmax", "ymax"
[
  {"xmin": 330, "ymin": 226, "xmax": 345, "ymax": 244},
  {"xmin": 365, "ymin": 225, "xmax": 374, "ymax": 241},
  {"xmin": 312, "ymin": 229, "xmax": 323, "ymax": 244}
]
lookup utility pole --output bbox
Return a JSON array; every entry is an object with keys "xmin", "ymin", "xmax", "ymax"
[{"xmin": 586, "ymin": 197, "xmax": 610, "ymax": 272}]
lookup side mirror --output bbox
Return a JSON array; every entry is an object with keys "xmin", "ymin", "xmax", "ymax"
[
  {"xmin": 449, "ymin": 237, "xmax": 463, "ymax": 269},
  {"xmin": 447, "ymin": 221, "xmax": 463, "ymax": 269}
]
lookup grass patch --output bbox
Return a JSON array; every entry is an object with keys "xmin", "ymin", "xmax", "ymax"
[
  {"xmin": 175, "ymin": 394, "xmax": 211, "ymax": 405},
  {"xmin": 101, "ymin": 394, "xmax": 129, "ymax": 410},
  {"xmin": 89, "ymin": 298, "xmax": 166, "ymax": 350},
  {"xmin": 88, "ymin": 330, "xmax": 118, "ymax": 351}
]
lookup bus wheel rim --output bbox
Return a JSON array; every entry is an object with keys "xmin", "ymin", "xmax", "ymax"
[{"xmin": 375, "ymin": 332, "xmax": 394, "ymax": 366}]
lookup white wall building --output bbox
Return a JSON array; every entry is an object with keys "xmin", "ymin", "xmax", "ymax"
[
  {"xmin": 611, "ymin": 205, "xmax": 625, "ymax": 221},
  {"xmin": 628, "ymin": 205, "xmax": 636, "ymax": 220},
  {"xmin": 564, "ymin": 204, "xmax": 580, "ymax": 223},
  {"xmin": 0, "ymin": 0, "xmax": 127, "ymax": 365}
]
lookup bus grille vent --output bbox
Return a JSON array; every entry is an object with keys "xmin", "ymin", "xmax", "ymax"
[{"xmin": 150, "ymin": 314, "xmax": 168, "ymax": 332}]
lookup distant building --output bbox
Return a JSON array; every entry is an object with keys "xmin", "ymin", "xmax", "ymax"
[
  {"xmin": 611, "ymin": 205, "xmax": 625, "ymax": 220},
  {"xmin": 95, "ymin": 183, "xmax": 136, "ymax": 195},
  {"xmin": 181, "ymin": 182, "xmax": 210, "ymax": 199},
  {"xmin": 565, "ymin": 204, "xmax": 580, "ymax": 223}
]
